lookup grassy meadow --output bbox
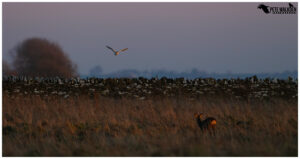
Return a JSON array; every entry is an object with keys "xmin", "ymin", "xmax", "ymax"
[{"xmin": 2, "ymin": 92, "xmax": 297, "ymax": 156}]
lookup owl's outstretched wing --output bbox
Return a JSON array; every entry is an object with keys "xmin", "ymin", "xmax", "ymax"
[
  {"xmin": 106, "ymin": 45, "xmax": 117, "ymax": 53},
  {"xmin": 120, "ymin": 48, "xmax": 128, "ymax": 52}
]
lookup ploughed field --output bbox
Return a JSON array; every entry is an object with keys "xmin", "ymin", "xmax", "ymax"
[{"xmin": 2, "ymin": 76, "xmax": 298, "ymax": 156}]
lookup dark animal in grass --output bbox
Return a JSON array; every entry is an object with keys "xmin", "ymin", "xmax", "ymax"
[{"xmin": 194, "ymin": 112, "xmax": 216, "ymax": 135}]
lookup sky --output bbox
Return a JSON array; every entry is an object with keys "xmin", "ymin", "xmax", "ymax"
[{"xmin": 2, "ymin": 3, "xmax": 298, "ymax": 75}]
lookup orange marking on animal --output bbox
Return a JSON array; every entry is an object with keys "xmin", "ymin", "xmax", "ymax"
[{"xmin": 211, "ymin": 120, "xmax": 217, "ymax": 125}]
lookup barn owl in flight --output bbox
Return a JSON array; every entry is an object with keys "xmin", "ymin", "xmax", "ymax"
[{"xmin": 106, "ymin": 45, "xmax": 128, "ymax": 56}]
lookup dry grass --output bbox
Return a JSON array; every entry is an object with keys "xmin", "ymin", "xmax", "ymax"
[{"xmin": 3, "ymin": 93, "xmax": 297, "ymax": 156}]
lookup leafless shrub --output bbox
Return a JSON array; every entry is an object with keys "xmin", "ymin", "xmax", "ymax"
[{"xmin": 11, "ymin": 38, "xmax": 77, "ymax": 78}]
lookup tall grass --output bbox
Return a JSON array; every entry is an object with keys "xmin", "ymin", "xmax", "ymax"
[{"xmin": 3, "ymin": 93, "xmax": 297, "ymax": 156}]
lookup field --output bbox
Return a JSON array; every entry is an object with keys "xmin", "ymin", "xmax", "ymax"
[{"xmin": 2, "ymin": 77, "xmax": 298, "ymax": 156}]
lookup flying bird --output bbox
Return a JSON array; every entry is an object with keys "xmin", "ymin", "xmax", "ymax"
[
  {"xmin": 106, "ymin": 45, "xmax": 128, "ymax": 56},
  {"xmin": 289, "ymin": 3, "xmax": 294, "ymax": 8}
]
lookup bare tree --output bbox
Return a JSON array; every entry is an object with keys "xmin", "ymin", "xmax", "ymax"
[{"xmin": 11, "ymin": 38, "xmax": 78, "ymax": 78}]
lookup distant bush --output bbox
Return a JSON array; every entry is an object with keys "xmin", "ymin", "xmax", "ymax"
[
  {"xmin": 3, "ymin": 60, "xmax": 16, "ymax": 76},
  {"xmin": 89, "ymin": 65, "xmax": 103, "ymax": 77},
  {"xmin": 11, "ymin": 38, "xmax": 77, "ymax": 78}
]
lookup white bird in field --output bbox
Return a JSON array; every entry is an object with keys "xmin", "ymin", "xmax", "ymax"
[{"xmin": 106, "ymin": 45, "xmax": 128, "ymax": 56}]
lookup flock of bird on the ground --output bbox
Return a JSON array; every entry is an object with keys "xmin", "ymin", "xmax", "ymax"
[{"xmin": 3, "ymin": 76, "xmax": 297, "ymax": 100}]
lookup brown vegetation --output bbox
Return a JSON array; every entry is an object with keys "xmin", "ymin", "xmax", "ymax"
[
  {"xmin": 10, "ymin": 38, "xmax": 77, "ymax": 77},
  {"xmin": 3, "ymin": 92, "xmax": 297, "ymax": 156}
]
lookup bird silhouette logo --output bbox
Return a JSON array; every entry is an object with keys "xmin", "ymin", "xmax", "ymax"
[
  {"xmin": 258, "ymin": 3, "xmax": 296, "ymax": 14},
  {"xmin": 106, "ymin": 45, "xmax": 128, "ymax": 56},
  {"xmin": 258, "ymin": 4, "xmax": 270, "ymax": 14}
]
